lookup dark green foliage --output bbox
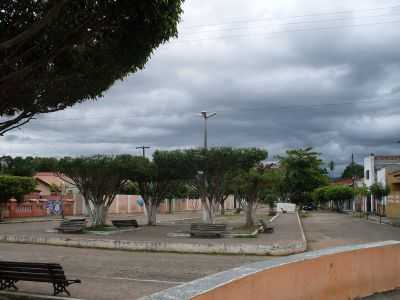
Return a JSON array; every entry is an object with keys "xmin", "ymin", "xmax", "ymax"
[
  {"xmin": 0, "ymin": 175, "xmax": 36, "ymax": 203},
  {"xmin": 189, "ymin": 147, "xmax": 267, "ymax": 222},
  {"xmin": 370, "ymin": 183, "xmax": 390, "ymax": 200},
  {"xmin": 312, "ymin": 184, "xmax": 354, "ymax": 211},
  {"xmin": 126, "ymin": 150, "xmax": 195, "ymax": 225},
  {"xmin": 120, "ymin": 181, "xmax": 139, "ymax": 195},
  {"xmin": 228, "ymin": 165, "xmax": 272, "ymax": 226},
  {"xmin": 341, "ymin": 163, "xmax": 364, "ymax": 179},
  {"xmin": 58, "ymin": 154, "xmax": 144, "ymax": 225},
  {"xmin": 278, "ymin": 148, "xmax": 329, "ymax": 206},
  {"xmin": 0, "ymin": 156, "xmax": 59, "ymax": 176},
  {"xmin": 0, "ymin": 0, "xmax": 184, "ymax": 134}
]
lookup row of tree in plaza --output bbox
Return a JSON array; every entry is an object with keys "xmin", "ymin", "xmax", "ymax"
[
  {"xmin": 312, "ymin": 182, "xmax": 390, "ymax": 212},
  {"xmin": 1, "ymin": 147, "xmax": 336, "ymax": 227},
  {"xmin": 57, "ymin": 148, "xmax": 269, "ymax": 226}
]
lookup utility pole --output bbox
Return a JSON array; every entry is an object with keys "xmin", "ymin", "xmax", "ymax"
[
  {"xmin": 199, "ymin": 111, "xmax": 216, "ymax": 223},
  {"xmin": 136, "ymin": 146, "xmax": 150, "ymax": 158},
  {"xmin": 351, "ymin": 153, "xmax": 356, "ymax": 213},
  {"xmin": 200, "ymin": 111, "xmax": 216, "ymax": 149}
]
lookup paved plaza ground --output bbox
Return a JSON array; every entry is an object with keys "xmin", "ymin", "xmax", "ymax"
[
  {"xmin": 0, "ymin": 211, "xmax": 303, "ymax": 248},
  {"xmin": 302, "ymin": 212, "xmax": 400, "ymax": 251},
  {"xmin": 1, "ymin": 211, "xmax": 400, "ymax": 299},
  {"xmin": 0, "ymin": 243, "xmax": 266, "ymax": 300},
  {"xmin": 363, "ymin": 290, "xmax": 400, "ymax": 300}
]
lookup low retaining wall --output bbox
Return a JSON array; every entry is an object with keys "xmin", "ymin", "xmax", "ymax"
[
  {"xmin": 0, "ymin": 234, "xmax": 305, "ymax": 256},
  {"xmin": 142, "ymin": 241, "xmax": 400, "ymax": 300}
]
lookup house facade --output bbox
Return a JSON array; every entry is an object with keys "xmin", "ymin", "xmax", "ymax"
[
  {"xmin": 386, "ymin": 170, "xmax": 400, "ymax": 218},
  {"xmin": 2, "ymin": 172, "xmax": 75, "ymax": 219},
  {"xmin": 362, "ymin": 154, "xmax": 400, "ymax": 214}
]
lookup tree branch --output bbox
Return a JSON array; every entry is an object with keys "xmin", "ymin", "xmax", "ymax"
[{"xmin": 0, "ymin": 0, "xmax": 69, "ymax": 50}]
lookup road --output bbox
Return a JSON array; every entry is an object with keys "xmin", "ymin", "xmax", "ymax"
[
  {"xmin": 2, "ymin": 212, "xmax": 400, "ymax": 299},
  {"xmin": 302, "ymin": 212, "xmax": 400, "ymax": 250},
  {"xmin": 0, "ymin": 243, "xmax": 266, "ymax": 300}
]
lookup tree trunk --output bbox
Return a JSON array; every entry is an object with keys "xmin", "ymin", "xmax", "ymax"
[
  {"xmin": 0, "ymin": 203, "xmax": 4, "ymax": 220},
  {"xmin": 168, "ymin": 198, "xmax": 173, "ymax": 214},
  {"xmin": 220, "ymin": 203, "xmax": 225, "ymax": 216},
  {"xmin": 90, "ymin": 203, "xmax": 108, "ymax": 226},
  {"xmin": 245, "ymin": 201, "xmax": 256, "ymax": 227},
  {"xmin": 146, "ymin": 199, "xmax": 158, "ymax": 226},
  {"xmin": 201, "ymin": 197, "xmax": 215, "ymax": 224}
]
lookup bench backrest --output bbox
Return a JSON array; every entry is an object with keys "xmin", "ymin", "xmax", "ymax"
[
  {"xmin": 0, "ymin": 261, "xmax": 66, "ymax": 283},
  {"xmin": 112, "ymin": 220, "xmax": 138, "ymax": 226},
  {"xmin": 190, "ymin": 223, "xmax": 226, "ymax": 231}
]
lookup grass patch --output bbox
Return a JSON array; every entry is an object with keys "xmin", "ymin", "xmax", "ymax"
[
  {"xmin": 232, "ymin": 225, "xmax": 259, "ymax": 234},
  {"xmin": 86, "ymin": 225, "xmax": 117, "ymax": 232},
  {"xmin": 299, "ymin": 212, "xmax": 310, "ymax": 218}
]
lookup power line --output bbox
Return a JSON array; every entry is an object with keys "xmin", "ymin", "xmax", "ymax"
[
  {"xmin": 181, "ymin": 3, "xmax": 400, "ymax": 29},
  {"xmin": 181, "ymin": 11, "xmax": 400, "ymax": 36},
  {"xmin": 19, "ymin": 96, "xmax": 400, "ymax": 123},
  {"xmin": 214, "ymin": 97, "xmax": 400, "ymax": 114},
  {"xmin": 175, "ymin": 18, "xmax": 400, "ymax": 44}
]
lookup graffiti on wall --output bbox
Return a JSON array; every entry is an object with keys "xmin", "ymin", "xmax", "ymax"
[{"xmin": 46, "ymin": 200, "xmax": 62, "ymax": 215}]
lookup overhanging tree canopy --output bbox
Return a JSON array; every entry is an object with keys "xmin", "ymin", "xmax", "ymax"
[{"xmin": 0, "ymin": 0, "xmax": 184, "ymax": 135}]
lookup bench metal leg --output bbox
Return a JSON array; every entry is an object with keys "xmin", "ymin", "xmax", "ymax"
[
  {"xmin": 0, "ymin": 279, "xmax": 18, "ymax": 291},
  {"xmin": 53, "ymin": 282, "xmax": 70, "ymax": 296}
]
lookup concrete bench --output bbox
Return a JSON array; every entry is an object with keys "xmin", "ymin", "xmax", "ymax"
[
  {"xmin": 190, "ymin": 223, "xmax": 226, "ymax": 238},
  {"xmin": 56, "ymin": 218, "xmax": 86, "ymax": 233},
  {"xmin": 259, "ymin": 219, "xmax": 274, "ymax": 233},
  {"xmin": 111, "ymin": 219, "xmax": 139, "ymax": 228}
]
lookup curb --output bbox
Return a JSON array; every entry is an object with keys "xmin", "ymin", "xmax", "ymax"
[
  {"xmin": 0, "ymin": 218, "xmax": 63, "ymax": 224},
  {"xmin": 0, "ymin": 291, "xmax": 83, "ymax": 300},
  {"xmin": 0, "ymin": 232, "xmax": 305, "ymax": 256},
  {"xmin": 296, "ymin": 211, "xmax": 307, "ymax": 251}
]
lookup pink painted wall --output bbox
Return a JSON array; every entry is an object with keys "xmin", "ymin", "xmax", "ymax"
[{"xmin": 193, "ymin": 243, "xmax": 400, "ymax": 300}]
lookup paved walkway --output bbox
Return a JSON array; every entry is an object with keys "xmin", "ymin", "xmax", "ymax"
[
  {"xmin": 363, "ymin": 290, "xmax": 400, "ymax": 299},
  {"xmin": 0, "ymin": 212, "xmax": 303, "ymax": 299},
  {"xmin": 0, "ymin": 243, "xmax": 267, "ymax": 300},
  {"xmin": 0, "ymin": 213, "xmax": 303, "ymax": 249},
  {"xmin": 302, "ymin": 212, "xmax": 400, "ymax": 251}
]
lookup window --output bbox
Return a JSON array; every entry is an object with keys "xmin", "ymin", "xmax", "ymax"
[{"xmin": 366, "ymin": 170, "xmax": 370, "ymax": 180}]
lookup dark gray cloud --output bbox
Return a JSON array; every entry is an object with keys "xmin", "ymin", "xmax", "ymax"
[{"xmin": 1, "ymin": 0, "xmax": 400, "ymax": 175}]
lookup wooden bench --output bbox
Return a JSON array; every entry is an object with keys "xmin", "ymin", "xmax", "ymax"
[
  {"xmin": 259, "ymin": 219, "xmax": 274, "ymax": 233},
  {"xmin": 111, "ymin": 219, "xmax": 139, "ymax": 228},
  {"xmin": 190, "ymin": 223, "xmax": 227, "ymax": 238},
  {"xmin": 56, "ymin": 218, "xmax": 86, "ymax": 233},
  {"xmin": 0, "ymin": 261, "xmax": 81, "ymax": 296}
]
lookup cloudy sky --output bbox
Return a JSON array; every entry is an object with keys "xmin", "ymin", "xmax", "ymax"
[{"xmin": 2, "ymin": 0, "xmax": 400, "ymax": 175}]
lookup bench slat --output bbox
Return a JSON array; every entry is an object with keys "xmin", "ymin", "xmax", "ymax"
[{"xmin": 190, "ymin": 223, "xmax": 226, "ymax": 238}]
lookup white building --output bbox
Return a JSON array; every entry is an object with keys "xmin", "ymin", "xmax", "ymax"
[{"xmin": 363, "ymin": 154, "xmax": 400, "ymax": 213}]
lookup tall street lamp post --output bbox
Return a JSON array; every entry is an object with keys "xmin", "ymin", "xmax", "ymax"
[{"xmin": 200, "ymin": 111, "xmax": 216, "ymax": 149}]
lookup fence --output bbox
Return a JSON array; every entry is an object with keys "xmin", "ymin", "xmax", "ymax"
[
  {"xmin": 73, "ymin": 194, "xmax": 235, "ymax": 216},
  {"xmin": 4, "ymin": 198, "xmax": 74, "ymax": 219}
]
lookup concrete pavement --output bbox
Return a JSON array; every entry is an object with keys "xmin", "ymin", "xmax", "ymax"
[
  {"xmin": 3, "ymin": 212, "xmax": 397, "ymax": 299},
  {"xmin": 0, "ymin": 243, "xmax": 267, "ymax": 300},
  {"xmin": 302, "ymin": 212, "xmax": 400, "ymax": 251},
  {"xmin": 0, "ymin": 213, "xmax": 305, "ymax": 255}
]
